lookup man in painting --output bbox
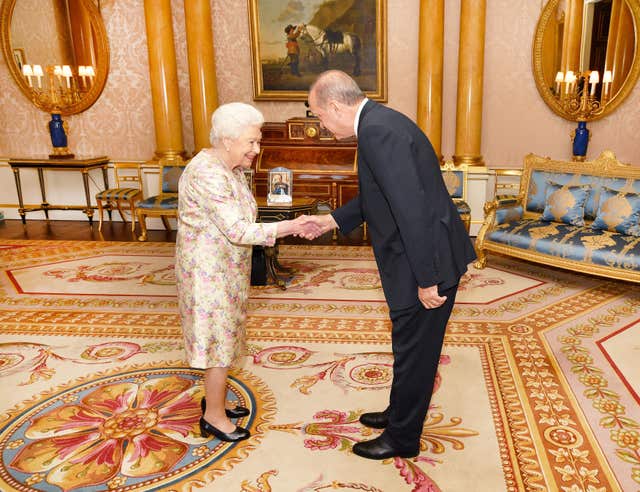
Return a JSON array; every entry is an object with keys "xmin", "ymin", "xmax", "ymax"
[
  {"xmin": 285, "ymin": 24, "xmax": 303, "ymax": 77},
  {"xmin": 271, "ymin": 173, "xmax": 289, "ymax": 195}
]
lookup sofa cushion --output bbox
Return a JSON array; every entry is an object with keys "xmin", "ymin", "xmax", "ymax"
[
  {"xmin": 541, "ymin": 183, "xmax": 591, "ymax": 226},
  {"xmin": 488, "ymin": 220, "xmax": 640, "ymax": 270},
  {"xmin": 592, "ymin": 187, "xmax": 640, "ymax": 236},
  {"xmin": 525, "ymin": 170, "xmax": 640, "ymax": 220}
]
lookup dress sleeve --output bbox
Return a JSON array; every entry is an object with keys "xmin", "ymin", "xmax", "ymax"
[{"xmin": 186, "ymin": 165, "xmax": 277, "ymax": 247}]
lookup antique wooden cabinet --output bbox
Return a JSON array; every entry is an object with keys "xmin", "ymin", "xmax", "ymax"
[{"xmin": 252, "ymin": 117, "xmax": 358, "ymax": 210}]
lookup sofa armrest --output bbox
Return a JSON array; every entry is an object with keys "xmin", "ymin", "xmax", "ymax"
[
  {"xmin": 474, "ymin": 194, "xmax": 525, "ymax": 269},
  {"xmin": 483, "ymin": 194, "xmax": 524, "ymax": 224}
]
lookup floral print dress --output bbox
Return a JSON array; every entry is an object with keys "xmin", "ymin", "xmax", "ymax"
[{"xmin": 176, "ymin": 149, "xmax": 277, "ymax": 368}]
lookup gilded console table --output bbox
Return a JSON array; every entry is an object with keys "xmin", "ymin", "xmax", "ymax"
[{"xmin": 8, "ymin": 156, "xmax": 110, "ymax": 224}]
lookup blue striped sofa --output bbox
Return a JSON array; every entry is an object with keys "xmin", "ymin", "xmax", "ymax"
[{"xmin": 475, "ymin": 151, "xmax": 640, "ymax": 283}]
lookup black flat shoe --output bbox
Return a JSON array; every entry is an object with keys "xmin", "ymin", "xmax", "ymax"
[
  {"xmin": 199, "ymin": 417, "xmax": 250, "ymax": 442},
  {"xmin": 352, "ymin": 435, "xmax": 418, "ymax": 460},
  {"xmin": 201, "ymin": 397, "xmax": 250, "ymax": 418},
  {"xmin": 359, "ymin": 408, "xmax": 389, "ymax": 429}
]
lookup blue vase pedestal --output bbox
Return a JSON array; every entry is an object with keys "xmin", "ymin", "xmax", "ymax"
[
  {"xmin": 48, "ymin": 113, "xmax": 74, "ymax": 159},
  {"xmin": 571, "ymin": 121, "xmax": 590, "ymax": 162}
]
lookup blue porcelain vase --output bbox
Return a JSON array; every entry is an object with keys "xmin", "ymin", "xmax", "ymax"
[
  {"xmin": 572, "ymin": 121, "xmax": 589, "ymax": 160},
  {"xmin": 49, "ymin": 113, "xmax": 68, "ymax": 149}
]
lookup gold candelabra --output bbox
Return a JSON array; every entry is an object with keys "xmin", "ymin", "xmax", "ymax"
[
  {"xmin": 553, "ymin": 69, "xmax": 613, "ymax": 121},
  {"xmin": 21, "ymin": 63, "xmax": 95, "ymax": 111},
  {"xmin": 553, "ymin": 69, "xmax": 614, "ymax": 161},
  {"xmin": 20, "ymin": 63, "xmax": 95, "ymax": 159}
]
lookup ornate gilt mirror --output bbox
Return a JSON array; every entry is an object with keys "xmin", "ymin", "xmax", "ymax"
[
  {"xmin": 0, "ymin": 0, "xmax": 109, "ymax": 116},
  {"xmin": 533, "ymin": 0, "xmax": 640, "ymax": 121}
]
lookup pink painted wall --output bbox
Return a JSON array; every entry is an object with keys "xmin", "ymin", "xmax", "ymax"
[{"xmin": 1, "ymin": 0, "xmax": 638, "ymax": 166}]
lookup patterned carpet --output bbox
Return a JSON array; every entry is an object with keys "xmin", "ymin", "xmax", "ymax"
[{"xmin": 0, "ymin": 240, "xmax": 639, "ymax": 491}]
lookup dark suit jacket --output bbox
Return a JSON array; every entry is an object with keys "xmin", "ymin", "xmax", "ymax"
[{"xmin": 332, "ymin": 100, "xmax": 477, "ymax": 311}]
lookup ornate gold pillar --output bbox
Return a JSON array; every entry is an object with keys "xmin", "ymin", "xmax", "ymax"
[
  {"xmin": 607, "ymin": 0, "xmax": 634, "ymax": 95},
  {"xmin": 562, "ymin": 0, "xmax": 583, "ymax": 73},
  {"xmin": 68, "ymin": 0, "xmax": 95, "ymax": 67},
  {"xmin": 143, "ymin": 0, "xmax": 185, "ymax": 160},
  {"xmin": 417, "ymin": 0, "xmax": 444, "ymax": 160},
  {"xmin": 185, "ymin": 0, "xmax": 219, "ymax": 153},
  {"xmin": 453, "ymin": 0, "xmax": 486, "ymax": 166}
]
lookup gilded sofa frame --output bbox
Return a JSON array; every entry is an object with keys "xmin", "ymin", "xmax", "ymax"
[{"xmin": 474, "ymin": 151, "xmax": 640, "ymax": 283}]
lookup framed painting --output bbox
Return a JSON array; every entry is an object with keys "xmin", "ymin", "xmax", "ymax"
[{"xmin": 248, "ymin": 0, "xmax": 387, "ymax": 101}]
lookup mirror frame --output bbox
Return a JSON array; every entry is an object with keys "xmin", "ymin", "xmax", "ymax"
[
  {"xmin": 0, "ymin": 0, "xmax": 109, "ymax": 116},
  {"xmin": 532, "ymin": 0, "xmax": 640, "ymax": 121}
]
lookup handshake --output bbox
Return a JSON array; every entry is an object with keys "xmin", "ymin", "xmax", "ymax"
[{"xmin": 278, "ymin": 214, "xmax": 338, "ymax": 240}]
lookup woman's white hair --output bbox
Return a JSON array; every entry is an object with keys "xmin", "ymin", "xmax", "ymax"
[{"xmin": 209, "ymin": 102, "xmax": 264, "ymax": 145}]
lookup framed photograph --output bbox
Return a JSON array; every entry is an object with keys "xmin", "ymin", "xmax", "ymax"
[
  {"xmin": 267, "ymin": 167, "xmax": 293, "ymax": 204},
  {"xmin": 13, "ymin": 48, "xmax": 25, "ymax": 70},
  {"xmin": 248, "ymin": 0, "xmax": 387, "ymax": 101}
]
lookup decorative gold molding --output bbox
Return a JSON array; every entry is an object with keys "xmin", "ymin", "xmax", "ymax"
[
  {"xmin": 0, "ymin": 0, "xmax": 110, "ymax": 116},
  {"xmin": 532, "ymin": 0, "xmax": 640, "ymax": 122}
]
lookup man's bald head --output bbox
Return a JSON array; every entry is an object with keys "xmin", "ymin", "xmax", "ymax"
[{"xmin": 309, "ymin": 70, "xmax": 365, "ymax": 109}]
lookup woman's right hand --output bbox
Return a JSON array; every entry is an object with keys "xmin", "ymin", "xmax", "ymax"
[{"xmin": 275, "ymin": 215, "xmax": 324, "ymax": 239}]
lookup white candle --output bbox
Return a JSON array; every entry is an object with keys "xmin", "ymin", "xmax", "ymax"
[
  {"xmin": 602, "ymin": 70, "xmax": 612, "ymax": 99},
  {"xmin": 555, "ymin": 71, "xmax": 564, "ymax": 94},
  {"xmin": 61, "ymin": 65, "xmax": 72, "ymax": 89},
  {"xmin": 565, "ymin": 71, "xmax": 576, "ymax": 94},
  {"xmin": 53, "ymin": 65, "xmax": 63, "ymax": 87},
  {"xmin": 22, "ymin": 64, "xmax": 33, "ymax": 87},
  {"xmin": 78, "ymin": 66, "xmax": 86, "ymax": 88},
  {"xmin": 32, "ymin": 64, "xmax": 43, "ymax": 89},
  {"xmin": 589, "ymin": 70, "xmax": 599, "ymax": 96}
]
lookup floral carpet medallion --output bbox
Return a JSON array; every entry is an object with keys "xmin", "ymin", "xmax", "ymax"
[
  {"xmin": 1, "ymin": 240, "xmax": 639, "ymax": 491},
  {"xmin": 0, "ymin": 364, "xmax": 274, "ymax": 491}
]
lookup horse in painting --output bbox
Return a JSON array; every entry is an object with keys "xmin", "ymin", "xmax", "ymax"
[{"xmin": 300, "ymin": 24, "xmax": 361, "ymax": 76}]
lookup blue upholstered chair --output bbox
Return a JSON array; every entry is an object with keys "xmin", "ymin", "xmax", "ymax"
[
  {"xmin": 95, "ymin": 162, "xmax": 143, "ymax": 234},
  {"xmin": 136, "ymin": 158, "xmax": 186, "ymax": 241},
  {"xmin": 441, "ymin": 161, "xmax": 471, "ymax": 232}
]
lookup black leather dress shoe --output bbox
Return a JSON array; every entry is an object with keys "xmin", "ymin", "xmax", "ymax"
[
  {"xmin": 199, "ymin": 417, "xmax": 250, "ymax": 442},
  {"xmin": 201, "ymin": 397, "xmax": 250, "ymax": 418},
  {"xmin": 359, "ymin": 408, "xmax": 389, "ymax": 429},
  {"xmin": 352, "ymin": 436, "xmax": 418, "ymax": 460}
]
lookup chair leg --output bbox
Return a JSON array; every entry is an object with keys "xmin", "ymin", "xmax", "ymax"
[
  {"xmin": 137, "ymin": 210, "xmax": 148, "ymax": 241},
  {"xmin": 97, "ymin": 199, "xmax": 105, "ymax": 231},
  {"xmin": 128, "ymin": 202, "xmax": 137, "ymax": 234},
  {"xmin": 116, "ymin": 200, "xmax": 128, "ymax": 224},
  {"xmin": 161, "ymin": 215, "xmax": 172, "ymax": 231}
]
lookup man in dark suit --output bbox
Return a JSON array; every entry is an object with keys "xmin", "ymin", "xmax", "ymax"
[{"xmin": 306, "ymin": 70, "xmax": 477, "ymax": 460}]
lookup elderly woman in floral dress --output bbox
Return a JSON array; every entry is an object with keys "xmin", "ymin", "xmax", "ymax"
[{"xmin": 176, "ymin": 102, "xmax": 318, "ymax": 442}]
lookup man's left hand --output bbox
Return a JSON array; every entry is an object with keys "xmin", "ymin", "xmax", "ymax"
[{"xmin": 418, "ymin": 285, "xmax": 446, "ymax": 310}]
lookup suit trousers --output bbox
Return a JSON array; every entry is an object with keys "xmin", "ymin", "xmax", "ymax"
[{"xmin": 382, "ymin": 283, "xmax": 459, "ymax": 450}]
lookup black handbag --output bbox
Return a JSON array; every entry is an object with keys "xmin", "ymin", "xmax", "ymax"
[{"xmin": 250, "ymin": 246, "xmax": 267, "ymax": 286}]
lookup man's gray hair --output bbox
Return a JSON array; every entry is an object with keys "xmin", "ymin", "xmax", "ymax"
[
  {"xmin": 310, "ymin": 70, "xmax": 365, "ymax": 108},
  {"xmin": 209, "ymin": 102, "xmax": 264, "ymax": 145}
]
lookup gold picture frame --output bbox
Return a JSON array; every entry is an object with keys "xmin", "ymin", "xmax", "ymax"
[{"xmin": 248, "ymin": 0, "xmax": 387, "ymax": 101}]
